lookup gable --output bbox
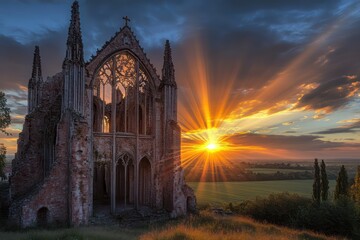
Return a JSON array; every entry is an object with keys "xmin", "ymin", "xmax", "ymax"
[{"xmin": 86, "ymin": 26, "xmax": 160, "ymax": 88}]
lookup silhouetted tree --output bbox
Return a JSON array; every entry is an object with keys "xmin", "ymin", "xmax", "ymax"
[
  {"xmin": 0, "ymin": 91, "xmax": 11, "ymax": 134},
  {"xmin": 320, "ymin": 160, "xmax": 329, "ymax": 201},
  {"xmin": 334, "ymin": 165, "xmax": 349, "ymax": 200},
  {"xmin": 312, "ymin": 158, "xmax": 320, "ymax": 205},
  {"xmin": 350, "ymin": 166, "xmax": 360, "ymax": 205},
  {"xmin": 0, "ymin": 144, "xmax": 6, "ymax": 178},
  {"xmin": 0, "ymin": 92, "xmax": 10, "ymax": 177}
]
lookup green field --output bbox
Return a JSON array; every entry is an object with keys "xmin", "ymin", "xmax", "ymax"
[
  {"xmin": 188, "ymin": 180, "xmax": 336, "ymax": 205},
  {"xmin": 246, "ymin": 168, "xmax": 310, "ymax": 174}
]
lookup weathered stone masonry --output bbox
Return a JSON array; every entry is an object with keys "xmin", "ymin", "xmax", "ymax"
[{"xmin": 9, "ymin": 1, "xmax": 195, "ymax": 227}]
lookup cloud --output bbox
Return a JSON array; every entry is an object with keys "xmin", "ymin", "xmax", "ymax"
[
  {"xmin": 313, "ymin": 118, "xmax": 360, "ymax": 134},
  {"xmin": 294, "ymin": 76, "xmax": 360, "ymax": 114},
  {"xmin": 284, "ymin": 130, "xmax": 297, "ymax": 134},
  {"xmin": 229, "ymin": 133, "xmax": 359, "ymax": 151},
  {"xmin": 282, "ymin": 121, "xmax": 294, "ymax": 126}
]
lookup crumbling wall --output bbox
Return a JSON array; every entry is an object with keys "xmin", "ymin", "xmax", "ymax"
[
  {"xmin": 9, "ymin": 110, "xmax": 70, "ymax": 227},
  {"xmin": 9, "ymin": 72, "xmax": 92, "ymax": 227},
  {"xmin": 162, "ymin": 120, "xmax": 196, "ymax": 217},
  {"xmin": 69, "ymin": 117, "xmax": 91, "ymax": 226},
  {"xmin": 9, "ymin": 111, "xmax": 91, "ymax": 227},
  {"xmin": 10, "ymin": 74, "xmax": 62, "ymax": 200}
]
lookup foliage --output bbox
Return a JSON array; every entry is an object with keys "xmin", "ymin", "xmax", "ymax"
[
  {"xmin": 350, "ymin": 166, "xmax": 360, "ymax": 205},
  {"xmin": 0, "ymin": 92, "xmax": 10, "ymax": 177},
  {"xmin": 231, "ymin": 193, "xmax": 359, "ymax": 238},
  {"xmin": 334, "ymin": 165, "xmax": 349, "ymax": 201},
  {"xmin": 0, "ymin": 91, "xmax": 11, "ymax": 134},
  {"xmin": 312, "ymin": 159, "xmax": 320, "ymax": 205},
  {"xmin": 320, "ymin": 160, "xmax": 329, "ymax": 201},
  {"xmin": 0, "ymin": 144, "xmax": 5, "ymax": 178},
  {"xmin": 235, "ymin": 193, "xmax": 312, "ymax": 226},
  {"xmin": 296, "ymin": 198, "xmax": 359, "ymax": 237}
]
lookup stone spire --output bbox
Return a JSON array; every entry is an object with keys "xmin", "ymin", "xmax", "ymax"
[
  {"xmin": 162, "ymin": 40, "xmax": 176, "ymax": 86},
  {"xmin": 28, "ymin": 46, "xmax": 43, "ymax": 113},
  {"xmin": 31, "ymin": 46, "xmax": 42, "ymax": 79},
  {"xmin": 63, "ymin": 0, "xmax": 84, "ymax": 67},
  {"xmin": 161, "ymin": 40, "xmax": 177, "ymax": 123},
  {"xmin": 62, "ymin": 0, "xmax": 85, "ymax": 115}
]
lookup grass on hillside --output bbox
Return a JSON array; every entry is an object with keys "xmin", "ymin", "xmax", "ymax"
[
  {"xmin": 141, "ymin": 210, "xmax": 341, "ymax": 240},
  {"xmin": 0, "ymin": 211, "xmax": 343, "ymax": 240}
]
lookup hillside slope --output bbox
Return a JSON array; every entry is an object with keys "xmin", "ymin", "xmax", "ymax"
[{"xmin": 0, "ymin": 211, "xmax": 344, "ymax": 240}]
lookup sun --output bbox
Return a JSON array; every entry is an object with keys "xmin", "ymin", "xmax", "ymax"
[
  {"xmin": 206, "ymin": 142, "xmax": 218, "ymax": 151},
  {"xmin": 202, "ymin": 140, "xmax": 223, "ymax": 153}
]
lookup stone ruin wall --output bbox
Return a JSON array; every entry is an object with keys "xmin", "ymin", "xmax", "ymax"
[
  {"xmin": 10, "ymin": 74, "xmax": 62, "ymax": 200},
  {"xmin": 68, "ymin": 116, "xmax": 91, "ymax": 226},
  {"xmin": 9, "ymin": 72, "xmax": 92, "ymax": 227},
  {"xmin": 10, "ymin": 114, "xmax": 71, "ymax": 227}
]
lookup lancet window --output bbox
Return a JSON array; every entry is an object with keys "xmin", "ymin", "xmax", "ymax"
[{"xmin": 93, "ymin": 52, "xmax": 153, "ymax": 135}]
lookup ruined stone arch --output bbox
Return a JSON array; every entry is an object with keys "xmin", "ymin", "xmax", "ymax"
[
  {"xmin": 36, "ymin": 206, "xmax": 49, "ymax": 227},
  {"xmin": 139, "ymin": 153, "xmax": 152, "ymax": 164}
]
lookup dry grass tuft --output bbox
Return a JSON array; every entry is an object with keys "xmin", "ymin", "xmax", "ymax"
[{"xmin": 140, "ymin": 210, "xmax": 343, "ymax": 240}]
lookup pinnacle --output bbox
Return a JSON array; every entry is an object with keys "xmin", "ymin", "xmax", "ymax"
[
  {"xmin": 31, "ymin": 45, "xmax": 42, "ymax": 79},
  {"xmin": 64, "ymin": 0, "xmax": 84, "ymax": 65},
  {"xmin": 164, "ymin": 40, "xmax": 172, "ymax": 63},
  {"xmin": 162, "ymin": 40, "xmax": 175, "ymax": 85}
]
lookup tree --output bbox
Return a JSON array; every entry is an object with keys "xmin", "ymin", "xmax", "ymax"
[
  {"xmin": 312, "ymin": 158, "xmax": 320, "ymax": 205},
  {"xmin": 0, "ymin": 92, "xmax": 10, "ymax": 177},
  {"xmin": 334, "ymin": 165, "xmax": 349, "ymax": 200},
  {"xmin": 0, "ymin": 144, "xmax": 6, "ymax": 178},
  {"xmin": 0, "ymin": 91, "xmax": 11, "ymax": 134},
  {"xmin": 350, "ymin": 166, "xmax": 360, "ymax": 205},
  {"xmin": 320, "ymin": 160, "xmax": 329, "ymax": 201}
]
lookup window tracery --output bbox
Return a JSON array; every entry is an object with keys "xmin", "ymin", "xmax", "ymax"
[{"xmin": 93, "ymin": 52, "xmax": 152, "ymax": 135}]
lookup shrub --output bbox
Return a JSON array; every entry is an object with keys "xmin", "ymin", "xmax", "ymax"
[
  {"xmin": 233, "ymin": 193, "xmax": 360, "ymax": 238},
  {"xmin": 238, "ymin": 192, "xmax": 311, "ymax": 226},
  {"xmin": 296, "ymin": 197, "xmax": 359, "ymax": 238}
]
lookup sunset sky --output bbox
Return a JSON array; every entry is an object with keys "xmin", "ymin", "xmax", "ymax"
[{"xmin": 0, "ymin": 0, "xmax": 359, "ymax": 160}]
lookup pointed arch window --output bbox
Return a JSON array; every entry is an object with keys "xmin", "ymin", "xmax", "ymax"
[{"xmin": 93, "ymin": 51, "xmax": 153, "ymax": 135}]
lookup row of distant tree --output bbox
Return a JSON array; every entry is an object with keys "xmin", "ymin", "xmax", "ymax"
[
  {"xmin": 226, "ymin": 159, "xmax": 360, "ymax": 237},
  {"xmin": 312, "ymin": 158, "xmax": 360, "ymax": 204}
]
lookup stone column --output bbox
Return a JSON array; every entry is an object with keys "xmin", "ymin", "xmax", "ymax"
[
  {"xmin": 135, "ymin": 60, "xmax": 139, "ymax": 209},
  {"xmin": 89, "ymin": 85, "xmax": 94, "ymax": 216},
  {"xmin": 111, "ymin": 57, "xmax": 117, "ymax": 214}
]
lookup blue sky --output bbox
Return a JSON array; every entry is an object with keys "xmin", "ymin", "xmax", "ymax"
[{"xmin": 0, "ymin": 0, "xmax": 359, "ymax": 159}]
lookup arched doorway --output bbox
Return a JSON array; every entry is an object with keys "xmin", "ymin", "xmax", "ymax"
[
  {"xmin": 139, "ymin": 157, "xmax": 151, "ymax": 206},
  {"xmin": 116, "ymin": 153, "xmax": 135, "ymax": 208},
  {"xmin": 37, "ymin": 207, "xmax": 49, "ymax": 227},
  {"xmin": 93, "ymin": 162, "xmax": 110, "ymax": 204}
]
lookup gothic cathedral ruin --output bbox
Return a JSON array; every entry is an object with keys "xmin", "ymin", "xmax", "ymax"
[{"xmin": 9, "ymin": 1, "xmax": 195, "ymax": 227}]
